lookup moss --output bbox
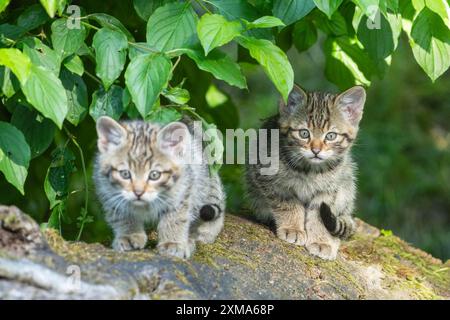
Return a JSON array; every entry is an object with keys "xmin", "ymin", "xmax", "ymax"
[
  {"xmin": 174, "ymin": 269, "xmax": 190, "ymax": 286},
  {"xmin": 192, "ymin": 217, "xmax": 264, "ymax": 269},
  {"xmin": 36, "ymin": 214, "xmax": 449, "ymax": 300},
  {"xmin": 342, "ymin": 230, "xmax": 449, "ymax": 299},
  {"xmin": 44, "ymin": 229, "xmax": 156, "ymax": 264}
]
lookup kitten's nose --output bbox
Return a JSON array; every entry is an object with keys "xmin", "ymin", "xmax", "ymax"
[
  {"xmin": 133, "ymin": 189, "xmax": 144, "ymax": 198},
  {"xmin": 312, "ymin": 147, "xmax": 321, "ymax": 155}
]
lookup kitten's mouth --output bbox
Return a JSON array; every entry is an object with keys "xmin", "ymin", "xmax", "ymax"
[
  {"xmin": 310, "ymin": 156, "xmax": 324, "ymax": 163},
  {"xmin": 132, "ymin": 199, "xmax": 147, "ymax": 206}
]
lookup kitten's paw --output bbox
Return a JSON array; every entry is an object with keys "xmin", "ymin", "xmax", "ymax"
[
  {"xmin": 158, "ymin": 242, "xmax": 191, "ymax": 259},
  {"xmin": 306, "ymin": 242, "xmax": 337, "ymax": 260},
  {"xmin": 277, "ymin": 228, "xmax": 307, "ymax": 246},
  {"xmin": 196, "ymin": 232, "xmax": 217, "ymax": 244},
  {"xmin": 113, "ymin": 233, "xmax": 148, "ymax": 252}
]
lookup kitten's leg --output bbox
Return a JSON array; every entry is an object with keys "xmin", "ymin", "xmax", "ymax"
[
  {"xmin": 157, "ymin": 202, "xmax": 192, "ymax": 259},
  {"xmin": 305, "ymin": 196, "xmax": 340, "ymax": 260},
  {"xmin": 109, "ymin": 217, "xmax": 147, "ymax": 252},
  {"xmin": 272, "ymin": 201, "xmax": 307, "ymax": 246}
]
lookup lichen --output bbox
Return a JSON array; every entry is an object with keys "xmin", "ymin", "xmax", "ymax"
[
  {"xmin": 341, "ymin": 230, "xmax": 449, "ymax": 299},
  {"xmin": 30, "ymin": 213, "xmax": 449, "ymax": 299}
]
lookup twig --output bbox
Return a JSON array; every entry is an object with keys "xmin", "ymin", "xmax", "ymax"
[{"xmin": 64, "ymin": 127, "xmax": 90, "ymax": 241}]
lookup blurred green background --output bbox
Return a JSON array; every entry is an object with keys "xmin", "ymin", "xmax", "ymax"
[{"xmin": 1, "ymin": 0, "xmax": 449, "ymax": 260}]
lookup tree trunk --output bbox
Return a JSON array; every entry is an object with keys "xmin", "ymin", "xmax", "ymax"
[{"xmin": 0, "ymin": 205, "xmax": 448, "ymax": 299}]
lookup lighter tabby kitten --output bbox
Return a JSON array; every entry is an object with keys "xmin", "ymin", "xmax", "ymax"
[
  {"xmin": 94, "ymin": 116, "xmax": 225, "ymax": 259},
  {"xmin": 246, "ymin": 85, "xmax": 365, "ymax": 260}
]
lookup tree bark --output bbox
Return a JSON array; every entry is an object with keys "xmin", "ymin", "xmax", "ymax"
[{"xmin": 0, "ymin": 205, "xmax": 448, "ymax": 299}]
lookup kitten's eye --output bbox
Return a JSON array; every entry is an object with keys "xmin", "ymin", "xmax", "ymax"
[
  {"xmin": 119, "ymin": 170, "xmax": 131, "ymax": 180},
  {"xmin": 148, "ymin": 170, "xmax": 161, "ymax": 181},
  {"xmin": 325, "ymin": 132, "xmax": 337, "ymax": 141},
  {"xmin": 299, "ymin": 129, "xmax": 310, "ymax": 139}
]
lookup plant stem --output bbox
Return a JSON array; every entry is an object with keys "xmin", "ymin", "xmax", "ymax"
[
  {"xmin": 64, "ymin": 127, "xmax": 89, "ymax": 241},
  {"xmin": 170, "ymin": 55, "xmax": 182, "ymax": 74},
  {"xmin": 83, "ymin": 69, "xmax": 102, "ymax": 85}
]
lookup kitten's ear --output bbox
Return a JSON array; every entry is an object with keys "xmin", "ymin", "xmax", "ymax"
[
  {"xmin": 157, "ymin": 122, "xmax": 191, "ymax": 161},
  {"xmin": 96, "ymin": 116, "xmax": 127, "ymax": 153},
  {"xmin": 279, "ymin": 84, "xmax": 307, "ymax": 116},
  {"xmin": 335, "ymin": 86, "xmax": 366, "ymax": 127}
]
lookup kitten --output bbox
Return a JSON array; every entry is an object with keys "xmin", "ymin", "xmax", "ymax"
[
  {"xmin": 93, "ymin": 116, "xmax": 225, "ymax": 259},
  {"xmin": 245, "ymin": 85, "xmax": 365, "ymax": 260}
]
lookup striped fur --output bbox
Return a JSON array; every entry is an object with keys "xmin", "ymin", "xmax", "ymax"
[
  {"xmin": 94, "ymin": 116, "xmax": 225, "ymax": 259},
  {"xmin": 245, "ymin": 85, "xmax": 365, "ymax": 260}
]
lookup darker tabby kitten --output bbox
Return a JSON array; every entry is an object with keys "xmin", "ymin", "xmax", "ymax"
[
  {"xmin": 246, "ymin": 85, "xmax": 365, "ymax": 260},
  {"xmin": 94, "ymin": 116, "xmax": 225, "ymax": 259}
]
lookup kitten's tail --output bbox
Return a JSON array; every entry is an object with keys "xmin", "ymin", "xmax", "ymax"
[
  {"xmin": 319, "ymin": 203, "xmax": 355, "ymax": 240},
  {"xmin": 199, "ymin": 204, "xmax": 222, "ymax": 221}
]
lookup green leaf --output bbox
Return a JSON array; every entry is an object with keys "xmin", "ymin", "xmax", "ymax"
[
  {"xmin": 0, "ymin": 0, "xmax": 11, "ymax": 14},
  {"xmin": 410, "ymin": 8, "xmax": 450, "ymax": 81},
  {"xmin": 146, "ymin": 106, "xmax": 182, "ymax": 124},
  {"xmin": 17, "ymin": 4, "xmax": 49, "ymax": 31},
  {"xmin": 146, "ymin": 2, "xmax": 198, "ymax": 52},
  {"xmin": 182, "ymin": 47, "xmax": 247, "ymax": 89},
  {"xmin": 292, "ymin": 20, "xmax": 318, "ymax": 52},
  {"xmin": 244, "ymin": 16, "xmax": 285, "ymax": 29},
  {"xmin": 197, "ymin": 14, "xmax": 243, "ymax": 55},
  {"xmin": 124, "ymin": 104, "xmax": 141, "ymax": 119},
  {"xmin": 47, "ymin": 202, "xmax": 65, "ymax": 231},
  {"xmin": 399, "ymin": 0, "xmax": 416, "ymax": 35},
  {"xmin": 89, "ymin": 85, "xmax": 125, "ymax": 121},
  {"xmin": 412, "ymin": 0, "xmax": 450, "ymax": 26},
  {"xmin": 60, "ymin": 67, "xmax": 88, "ymax": 126},
  {"xmin": 324, "ymin": 36, "xmax": 375, "ymax": 89},
  {"xmin": 63, "ymin": 55, "xmax": 84, "ymax": 76},
  {"xmin": 0, "ymin": 24, "xmax": 26, "ymax": 44},
  {"xmin": 357, "ymin": 11, "xmax": 402, "ymax": 60},
  {"xmin": 352, "ymin": 0, "xmax": 380, "ymax": 17},
  {"xmin": 125, "ymin": 53, "xmax": 172, "ymax": 118},
  {"xmin": 0, "ymin": 121, "xmax": 30, "ymax": 194},
  {"xmin": 162, "ymin": 87, "xmax": 190, "ymax": 105},
  {"xmin": 11, "ymin": 105, "xmax": 56, "ymax": 159},
  {"xmin": 88, "ymin": 13, "xmax": 135, "ymax": 41},
  {"xmin": 92, "ymin": 28, "xmax": 128, "ymax": 90},
  {"xmin": 44, "ymin": 147, "xmax": 76, "ymax": 209},
  {"xmin": 272, "ymin": 0, "xmax": 316, "ymax": 26},
  {"xmin": 128, "ymin": 42, "xmax": 157, "ymax": 60},
  {"xmin": 209, "ymin": 0, "xmax": 272, "ymax": 39},
  {"xmin": 314, "ymin": 0, "xmax": 344, "ymax": 18},
  {"xmin": 209, "ymin": 0, "xmax": 257, "ymax": 20},
  {"xmin": 0, "ymin": 67, "xmax": 19, "ymax": 98},
  {"xmin": 133, "ymin": 0, "xmax": 174, "ymax": 21},
  {"xmin": 22, "ymin": 64, "xmax": 68, "ymax": 128},
  {"xmin": 22, "ymin": 37, "xmax": 60, "ymax": 75},
  {"xmin": 317, "ymin": 10, "xmax": 349, "ymax": 36},
  {"xmin": 236, "ymin": 36, "xmax": 293, "ymax": 101},
  {"xmin": 0, "ymin": 48, "xmax": 31, "ymax": 85},
  {"xmin": 205, "ymin": 84, "xmax": 228, "ymax": 108},
  {"xmin": 387, "ymin": 0, "xmax": 399, "ymax": 13},
  {"xmin": 51, "ymin": 18, "xmax": 87, "ymax": 59},
  {"xmin": 39, "ymin": 0, "xmax": 65, "ymax": 18}
]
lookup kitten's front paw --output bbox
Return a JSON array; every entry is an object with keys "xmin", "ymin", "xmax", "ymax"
[
  {"xmin": 306, "ymin": 242, "xmax": 337, "ymax": 260},
  {"xmin": 113, "ymin": 233, "xmax": 148, "ymax": 252},
  {"xmin": 276, "ymin": 227, "xmax": 307, "ymax": 246},
  {"xmin": 158, "ymin": 242, "xmax": 192, "ymax": 259}
]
